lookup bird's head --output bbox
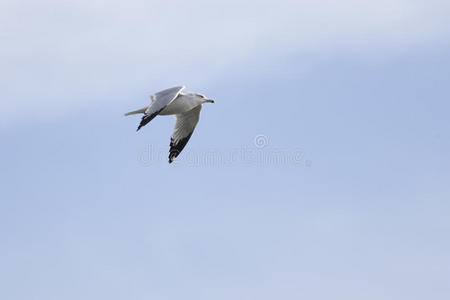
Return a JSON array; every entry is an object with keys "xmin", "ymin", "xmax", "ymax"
[{"xmin": 194, "ymin": 93, "xmax": 215, "ymax": 104}]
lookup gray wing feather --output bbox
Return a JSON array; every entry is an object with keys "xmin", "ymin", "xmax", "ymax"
[
  {"xmin": 137, "ymin": 86, "xmax": 185, "ymax": 131},
  {"xmin": 168, "ymin": 105, "xmax": 202, "ymax": 163}
]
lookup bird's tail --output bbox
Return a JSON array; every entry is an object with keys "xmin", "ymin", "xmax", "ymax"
[{"xmin": 124, "ymin": 106, "xmax": 147, "ymax": 116}]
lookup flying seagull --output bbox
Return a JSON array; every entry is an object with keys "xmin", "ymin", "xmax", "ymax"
[{"xmin": 125, "ymin": 86, "xmax": 215, "ymax": 163}]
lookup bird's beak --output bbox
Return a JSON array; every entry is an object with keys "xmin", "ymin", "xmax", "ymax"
[{"xmin": 206, "ymin": 99, "xmax": 215, "ymax": 103}]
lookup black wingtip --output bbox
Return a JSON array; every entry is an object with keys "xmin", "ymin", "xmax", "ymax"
[
  {"xmin": 137, "ymin": 122, "xmax": 145, "ymax": 131},
  {"xmin": 136, "ymin": 109, "xmax": 162, "ymax": 132},
  {"xmin": 168, "ymin": 153, "xmax": 176, "ymax": 164}
]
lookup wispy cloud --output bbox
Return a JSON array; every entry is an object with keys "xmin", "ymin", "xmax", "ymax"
[{"xmin": 1, "ymin": 0, "xmax": 449, "ymax": 125}]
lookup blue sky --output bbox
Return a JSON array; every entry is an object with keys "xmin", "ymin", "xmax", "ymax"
[{"xmin": 1, "ymin": 1, "xmax": 450, "ymax": 299}]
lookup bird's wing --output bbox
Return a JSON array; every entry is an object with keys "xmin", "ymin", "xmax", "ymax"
[
  {"xmin": 137, "ymin": 86, "xmax": 185, "ymax": 131},
  {"xmin": 168, "ymin": 105, "xmax": 202, "ymax": 163}
]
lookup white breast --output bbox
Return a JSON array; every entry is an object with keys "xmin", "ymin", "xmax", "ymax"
[{"xmin": 159, "ymin": 93, "xmax": 203, "ymax": 115}]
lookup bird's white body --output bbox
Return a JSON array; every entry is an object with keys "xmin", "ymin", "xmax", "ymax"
[
  {"xmin": 159, "ymin": 93, "xmax": 206, "ymax": 115},
  {"xmin": 124, "ymin": 86, "xmax": 214, "ymax": 163}
]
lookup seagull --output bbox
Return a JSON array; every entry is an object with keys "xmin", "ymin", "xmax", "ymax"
[{"xmin": 125, "ymin": 86, "xmax": 215, "ymax": 163}]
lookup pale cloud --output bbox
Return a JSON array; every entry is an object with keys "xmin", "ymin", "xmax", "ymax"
[{"xmin": 1, "ymin": 0, "xmax": 449, "ymax": 125}]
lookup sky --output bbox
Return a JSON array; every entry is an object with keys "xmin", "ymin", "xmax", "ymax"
[{"xmin": 1, "ymin": 1, "xmax": 450, "ymax": 299}]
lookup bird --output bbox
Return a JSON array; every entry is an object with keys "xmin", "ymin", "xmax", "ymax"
[{"xmin": 124, "ymin": 86, "xmax": 215, "ymax": 163}]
